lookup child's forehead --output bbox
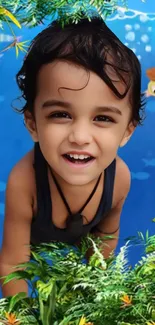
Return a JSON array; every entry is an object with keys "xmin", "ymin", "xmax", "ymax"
[
  {"xmin": 37, "ymin": 60, "xmax": 129, "ymax": 101},
  {"xmin": 38, "ymin": 60, "xmax": 88, "ymax": 88},
  {"xmin": 34, "ymin": 60, "xmax": 131, "ymax": 119}
]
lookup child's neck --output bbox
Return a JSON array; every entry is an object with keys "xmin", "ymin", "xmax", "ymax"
[
  {"xmin": 49, "ymin": 169, "xmax": 103, "ymax": 204},
  {"xmin": 48, "ymin": 168, "xmax": 104, "ymax": 227}
]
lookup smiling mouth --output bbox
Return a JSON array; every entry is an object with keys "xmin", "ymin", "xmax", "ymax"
[{"xmin": 63, "ymin": 154, "xmax": 94, "ymax": 164}]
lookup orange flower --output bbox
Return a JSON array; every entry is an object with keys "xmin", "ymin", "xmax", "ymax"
[
  {"xmin": 4, "ymin": 312, "xmax": 20, "ymax": 324},
  {"xmin": 120, "ymin": 294, "xmax": 132, "ymax": 308}
]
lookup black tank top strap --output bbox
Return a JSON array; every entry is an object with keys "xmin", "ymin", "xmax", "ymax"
[
  {"xmin": 33, "ymin": 142, "xmax": 51, "ymax": 222},
  {"xmin": 88, "ymin": 158, "xmax": 116, "ymax": 230},
  {"xmin": 103, "ymin": 158, "xmax": 116, "ymax": 212}
]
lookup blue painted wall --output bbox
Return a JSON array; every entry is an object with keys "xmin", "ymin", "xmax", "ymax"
[{"xmin": 0, "ymin": 0, "xmax": 155, "ymax": 280}]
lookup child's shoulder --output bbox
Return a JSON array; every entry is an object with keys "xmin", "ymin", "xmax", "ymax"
[
  {"xmin": 7, "ymin": 149, "xmax": 35, "ymax": 196},
  {"xmin": 115, "ymin": 155, "xmax": 131, "ymax": 182},
  {"xmin": 112, "ymin": 156, "xmax": 131, "ymax": 207}
]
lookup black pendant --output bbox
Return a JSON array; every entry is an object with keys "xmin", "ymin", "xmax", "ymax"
[{"xmin": 66, "ymin": 213, "xmax": 84, "ymax": 237}]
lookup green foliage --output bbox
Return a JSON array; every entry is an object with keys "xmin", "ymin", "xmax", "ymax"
[
  {"xmin": 0, "ymin": 234, "xmax": 155, "ymax": 325},
  {"xmin": 0, "ymin": 0, "xmax": 145, "ymax": 56},
  {"xmin": 0, "ymin": 0, "xmax": 128, "ymax": 28}
]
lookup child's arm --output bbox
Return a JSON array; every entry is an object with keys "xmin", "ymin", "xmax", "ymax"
[
  {"xmin": 93, "ymin": 158, "xmax": 131, "ymax": 258},
  {"xmin": 93, "ymin": 199, "xmax": 124, "ymax": 258},
  {"xmin": 0, "ymin": 163, "xmax": 33, "ymax": 297}
]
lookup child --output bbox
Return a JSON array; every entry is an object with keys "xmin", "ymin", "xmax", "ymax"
[{"xmin": 0, "ymin": 17, "xmax": 144, "ymax": 296}]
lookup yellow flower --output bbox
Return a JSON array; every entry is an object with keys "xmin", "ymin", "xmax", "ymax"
[
  {"xmin": 146, "ymin": 322, "xmax": 155, "ymax": 325},
  {"xmin": 5, "ymin": 312, "xmax": 20, "ymax": 324},
  {"xmin": 79, "ymin": 316, "xmax": 94, "ymax": 325},
  {"xmin": 79, "ymin": 316, "xmax": 87, "ymax": 325},
  {"xmin": 120, "ymin": 294, "xmax": 132, "ymax": 308}
]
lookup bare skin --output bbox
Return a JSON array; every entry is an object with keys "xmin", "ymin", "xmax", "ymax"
[{"xmin": 0, "ymin": 61, "xmax": 133, "ymax": 296}]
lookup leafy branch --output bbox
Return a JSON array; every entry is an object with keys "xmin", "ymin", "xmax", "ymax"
[
  {"xmin": 0, "ymin": 5, "xmax": 29, "ymax": 56},
  {"xmin": 0, "ymin": 0, "xmax": 145, "ymax": 56},
  {"xmin": 0, "ymin": 233, "xmax": 155, "ymax": 325},
  {"xmin": 0, "ymin": 0, "xmax": 128, "ymax": 27}
]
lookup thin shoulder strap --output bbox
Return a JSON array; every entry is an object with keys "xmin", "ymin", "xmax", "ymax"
[
  {"xmin": 33, "ymin": 142, "xmax": 51, "ymax": 221},
  {"xmin": 49, "ymin": 166, "xmax": 102, "ymax": 215},
  {"xmin": 104, "ymin": 158, "xmax": 116, "ymax": 211},
  {"xmin": 90, "ymin": 158, "xmax": 116, "ymax": 230}
]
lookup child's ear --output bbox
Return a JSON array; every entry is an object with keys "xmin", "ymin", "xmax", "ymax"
[
  {"xmin": 120, "ymin": 121, "xmax": 136, "ymax": 147},
  {"xmin": 24, "ymin": 111, "xmax": 38, "ymax": 142}
]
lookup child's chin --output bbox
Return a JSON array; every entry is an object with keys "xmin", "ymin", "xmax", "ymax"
[{"xmin": 62, "ymin": 175, "xmax": 97, "ymax": 186}]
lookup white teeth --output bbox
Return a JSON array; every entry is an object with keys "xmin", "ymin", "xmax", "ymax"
[{"xmin": 68, "ymin": 154, "xmax": 90, "ymax": 160}]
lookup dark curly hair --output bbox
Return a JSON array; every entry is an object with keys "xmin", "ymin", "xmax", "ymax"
[{"xmin": 16, "ymin": 17, "xmax": 145, "ymax": 125}]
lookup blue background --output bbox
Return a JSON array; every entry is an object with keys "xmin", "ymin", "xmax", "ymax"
[{"xmin": 0, "ymin": 0, "xmax": 155, "ymax": 292}]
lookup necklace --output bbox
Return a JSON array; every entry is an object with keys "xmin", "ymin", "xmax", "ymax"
[{"xmin": 49, "ymin": 167, "xmax": 102, "ymax": 237}]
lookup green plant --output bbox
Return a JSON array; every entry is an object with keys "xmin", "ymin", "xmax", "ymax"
[
  {"xmin": 0, "ymin": 0, "xmax": 128, "ymax": 28},
  {"xmin": 0, "ymin": 4, "xmax": 29, "ymax": 56},
  {"xmin": 0, "ymin": 0, "xmax": 141, "ymax": 56},
  {"xmin": 0, "ymin": 0, "xmax": 146, "ymax": 56},
  {"xmin": 0, "ymin": 232, "xmax": 155, "ymax": 325}
]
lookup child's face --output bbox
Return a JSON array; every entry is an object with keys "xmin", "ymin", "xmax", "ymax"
[{"xmin": 26, "ymin": 60, "xmax": 134, "ymax": 185}]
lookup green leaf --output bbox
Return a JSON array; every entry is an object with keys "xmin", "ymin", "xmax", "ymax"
[
  {"xmin": 3, "ymin": 270, "xmax": 31, "ymax": 284},
  {"xmin": 152, "ymin": 309, "xmax": 155, "ymax": 320},
  {"xmin": 37, "ymin": 280, "xmax": 57, "ymax": 325},
  {"xmin": 8, "ymin": 292, "xmax": 27, "ymax": 312},
  {"xmin": 146, "ymin": 229, "xmax": 149, "ymax": 242},
  {"xmin": 15, "ymin": 43, "xmax": 19, "ymax": 57},
  {"xmin": 119, "ymin": 323, "xmax": 133, "ymax": 325},
  {"xmin": 46, "ymin": 281, "xmax": 57, "ymax": 325},
  {"xmin": 39, "ymin": 298, "xmax": 49, "ymax": 325},
  {"xmin": 0, "ymin": 6, "xmax": 21, "ymax": 28}
]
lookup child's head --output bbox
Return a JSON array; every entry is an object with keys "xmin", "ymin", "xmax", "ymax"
[{"xmin": 16, "ymin": 17, "xmax": 144, "ymax": 185}]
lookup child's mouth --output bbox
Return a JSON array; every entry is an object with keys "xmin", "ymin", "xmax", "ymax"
[{"xmin": 63, "ymin": 154, "xmax": 94, "ymax": 164}]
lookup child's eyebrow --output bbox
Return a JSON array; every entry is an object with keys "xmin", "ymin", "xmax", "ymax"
[
  {"xmin": 96, "ymin": 106, "xmax": 122, "ymax": 116},
  {"xmin": 42, "ymin": 99, "xmax": 122, "ymax": 115},
  {"xmin": 42, "ymin": 99, "xmax": 72, "ymax": 110}
]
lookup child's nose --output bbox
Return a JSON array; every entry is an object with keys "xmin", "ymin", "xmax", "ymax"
[{"xmin": 68, "ymin": 121, "xmax": 93, "ymax": 145}]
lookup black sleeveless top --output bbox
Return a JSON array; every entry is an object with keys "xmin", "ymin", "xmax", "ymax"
[{"xmin": 31, "ymin": 143, "xmax": 116, "ymax": 245}]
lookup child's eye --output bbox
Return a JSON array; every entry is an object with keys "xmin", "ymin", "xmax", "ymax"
[
  {"xmin": 48, "ymin": 111, "xmax": 71, "ymax": 119},
  {"xmin": 94, "ymin": 115, "xmax": 114, "ymax": 123}
]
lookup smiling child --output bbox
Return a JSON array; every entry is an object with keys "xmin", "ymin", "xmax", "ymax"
[{"xmin": 0, "ymin": 17, "xmax": 144, "ymax": 296}]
